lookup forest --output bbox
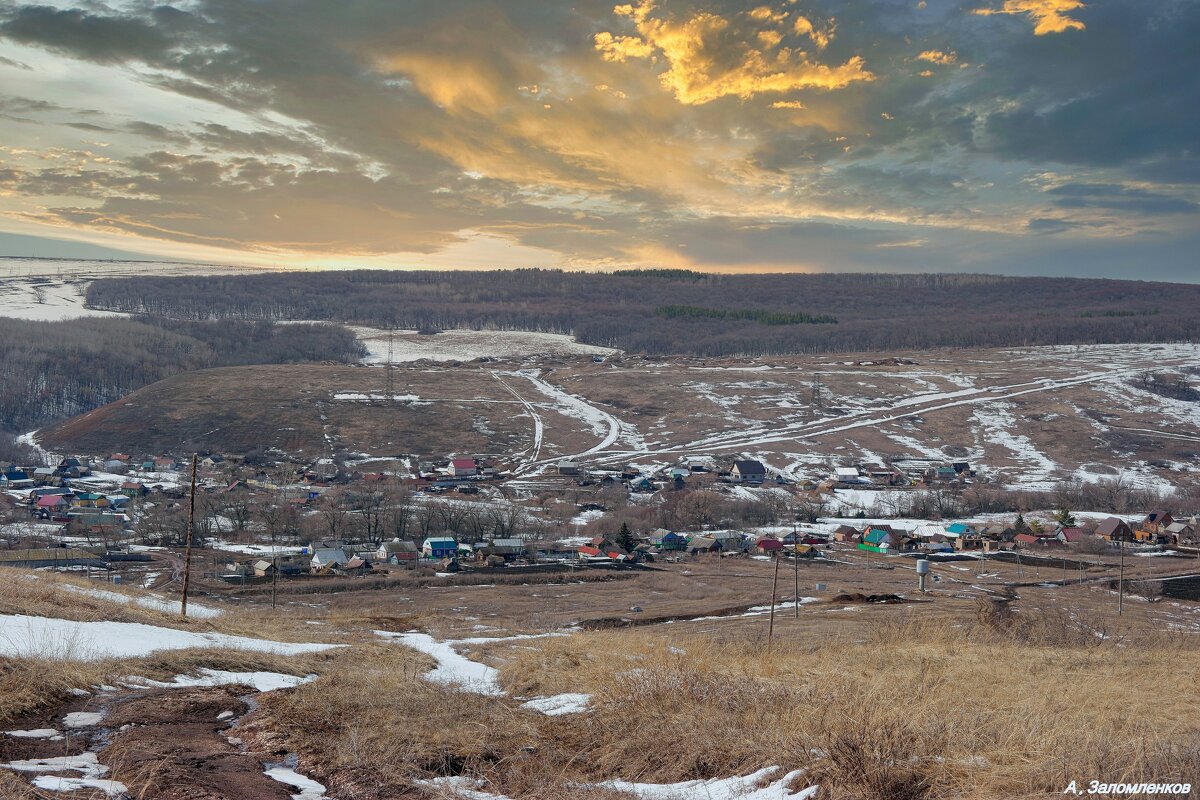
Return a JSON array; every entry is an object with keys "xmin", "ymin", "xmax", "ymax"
[
  {"xmin": 86, "ymin": 270, "xmax": 1200, "ymax": 356},
  {"xmin": 0, "ymin": 316, "xmax": 363, "ymax": 434}
]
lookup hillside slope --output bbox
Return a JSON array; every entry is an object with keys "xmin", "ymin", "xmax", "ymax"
[{"xmin": 38, "ymin": 344, "xmax": 1200, "ymax": 492}]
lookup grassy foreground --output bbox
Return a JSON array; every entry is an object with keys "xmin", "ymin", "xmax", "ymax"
[
  {"xmin": 1, "ymin": 573, "xmax": 1196, "ymax": 798},
  {"xmin": 255, "ymin": 607, "xmax": 1200, "ymax": 799}
]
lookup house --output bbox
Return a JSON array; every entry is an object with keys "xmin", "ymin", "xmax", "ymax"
[
  {"xmin": 71, "ymin": 492, "xmax": 110, "ymax": 509},
  {"xmin": 781, "ymin": 531, "xmax": 825, "ymax": 546},
  {"xmin": 377, "ymin": 539, "xmax": 419, "ymax": 566},
  {"xmin": 341, "ymin": 556, "xmax": 372, "ymax": 573},
  {"xmin": 944, "ymin": 522, "xmax": 978, "ymax": 537},
  {"xmin": 1142, "ymin": 510, "xmax": 1174, "ymax": 531},
  {"xmin": 790, "ymin": 544, "xmax": 821, "ymax": 559},
  {"xmin": 200, "ymin": 455, "xmax": 225, "ymax": 469},
  {"xmin": 35, "ymin": 494, "xmax": 68, "ymax": 514},
  {"xmin": 32, "ymin": 467, "xmax": 56, "ymax": 485},
  {"xmin": 1164, "ymin": 521, "xmax": 1196, "ymax": 545},
  {"xmin": 756, "ymin": 536, "xmax": 784, "ymax": 554},
  {"xmin": 310, "ymin": 548, "xmax": 348, "ymax": 570},
  {"xmin": 577, "ymin": 544, "xmax": 611, "ymax": 561},
  {"xmin": 629, "ymin": 476, "xmax": 657, "ymax": 493},
  {"xmin": 1137, "ymin": 510, "xmax": 1174, "ymax": 543},
  {"xmin": 449, "ymin": 458, "xmax": 478, "ymax": 477},
  {"xmin": 933, "ymin": 465, "xmax": 959, "ymax": 482},
  {"xmin": 833, "ymin": 466, "xmax": 862, "ymax": 483},
  {"xmin": 912, "ymin": 524, "xmax": 946, "ymax": 540},
  {"xmin": 1056, "ymin": 527, "xmax": 1086, "ymax": 544},
  {"xmin": 557, "ymin": 461, "xmax": 580, "ymax": 476},
  {"xmin": 712, "ymin": 531, "xmax": 747, "ymax": 551},
  {"xmin": 859, "ymin": 526, "xmax": 899, "ymax": 552},
  {"xmin": 650, "ymin": 531, "xmax": 688, "ymax": 551},
  {"xmin": 480, "ymin": 538, "xmax": 527, "ymax": 559},
  {"xmin": 730, "ymin": 460, "xmax": 766, "ymax": 484},
  {"xmin": 154, "ymin": 456, "xmax": 177, "ymax": 470},
  {"xmin": 687, "ymin": 536, "xmax": 722, "ymax": 554},
  {"xmin": 252, "ymin": 559, "xmax": 276, "ymax": 577},
  {"xmin": 832, "ymin": 525, "xmax": 861, "ymax": 544},
  {"xmin": 2, "ymin": 469, "xmax": 33, "ymax": 489},
  {"xmin": 422, "ymin": 537, "xmax": 458, "ymax": 559},
  {"xmin": 55, "ymin": 457, "xmax": 88, "ymax": 478},
  {"xmin": 120, "ymin": 481, "xmax": 148, "ymax": 498},
  {"xmin": 1095, "ymin": 517, "xmax": 1135, "ymax": 543}
]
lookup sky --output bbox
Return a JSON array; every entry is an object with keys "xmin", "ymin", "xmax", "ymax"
[{"xmin": 0, "ymin": 0, "xmax": 1197, "ymax": 279}]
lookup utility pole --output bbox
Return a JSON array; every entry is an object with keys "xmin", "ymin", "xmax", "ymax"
[
  {"xmin": 1118, "ymin": 535, "xmax": 1125, "ymax": 616},
  {"xmin": 384, "ymin": 331, "xmax": 395, "ymax": 402},
  {"xmin": 793, "ymin": 520, "xmax": 800, "ymax": 618},
  {"xmin": 767, "ymin": 553, "xmax": 780, "ymax": 654},
  {"xmin": 180, "ymin": 454, "xmax": 197, "ymax": 618}
]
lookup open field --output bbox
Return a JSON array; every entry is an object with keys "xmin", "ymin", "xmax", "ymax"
[
  {"xmin": 1, "ymin": 545, "xmax": 1198, "ymax": 799},
  {"xmin": 0, "ymin": 258, "xmax": 256, "ymax": 321},
  {"xmin": 39, "ymin": 342, "xmax": 1200, "ymax": 490}
]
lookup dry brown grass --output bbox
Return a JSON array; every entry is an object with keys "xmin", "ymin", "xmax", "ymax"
[
  {"xmin": 5, "ymin": 568, "xmax": 1197, "ymax": 798},
  {"xmin": 242, "ymin": 608, "xmax": 1200, "ymax": 799}
]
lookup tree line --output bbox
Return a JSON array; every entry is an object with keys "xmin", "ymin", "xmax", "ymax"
[
  {"xmin": 0, "ymin": 316, "xmax": 364, "ymax": 433},
  {"xmin": 85, "ymin": 269, "xmax": 1200, "ymax": 357}
]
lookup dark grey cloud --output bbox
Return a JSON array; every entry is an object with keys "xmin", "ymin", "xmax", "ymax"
[
  {"xmin": 1047, "ymin": 183, "xmax": 1199, "ymax": 215},
  {"xmin": 0, "ymin": 0, "xmax": 1196, "ymax": 276},
  {"xmin": 0, "ymin": 5, "xmax": 176, "ymax": 63},
  {"xmin": 974, "ymin": 1, "xmax": 1200, "ymax": 174}
]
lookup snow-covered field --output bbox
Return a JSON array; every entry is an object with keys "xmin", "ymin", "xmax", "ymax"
[
  {"xmin": 0, "ymin": 258, "xmax": 253, "ymax": 321},
  {"xmin": 484, "ymin": 342, "xmax": 1200, "ymax": 491},
  {"xmin": 351, "ymin": 325, "xmax": 618, "ymax": 363}
]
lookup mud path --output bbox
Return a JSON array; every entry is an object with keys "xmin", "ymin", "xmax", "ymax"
[{"xmin": 0, "ymin": 684, "xmax": 310, "ymax": 799}]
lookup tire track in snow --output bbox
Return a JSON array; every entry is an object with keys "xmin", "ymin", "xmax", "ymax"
[
  {"xmin": 502, "ymin": 370, "xmax": 629, "ymax": 469},
  {"xmin": 490, "ymin": 372, "xmax": 543, "ymax": 472},
  {"xmin": 584, "ymin": 356, "xmax": 1200, "ymax": 467}
]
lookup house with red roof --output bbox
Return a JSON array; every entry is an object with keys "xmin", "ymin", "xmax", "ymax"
[
  {"xmin": 755, "ymin": 536, "xmax": 784, "ymax": 554},
  {"xmin": 450, "ymin": 458, "xmax": 478, "ymax": 477},
  {"xmin": 35, "ymin": 494, "xmax": 67, "ymax": 511},
  {"xmin": 1056, "ymin": 527, "xmax": 1087, "ymax": 544}
]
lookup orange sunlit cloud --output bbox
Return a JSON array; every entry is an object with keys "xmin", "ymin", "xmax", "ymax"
[
  {"xmin": 594, "ymin": 0, "xmax": 872, "ymax": 105},
  {"xmin": 972, "ymin": 0, "xmax": 1086, "ymax": 35}
]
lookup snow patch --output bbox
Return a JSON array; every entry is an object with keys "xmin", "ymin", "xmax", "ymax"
[
  {"xmin": 519, "ymin": 693, "xmax": 591, "ymax": 716},
  {"xmin": 0, "ymin": 614, "xmax": 341, "ymax": 660}
]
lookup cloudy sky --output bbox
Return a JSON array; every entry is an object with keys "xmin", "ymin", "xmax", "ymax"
[{"xmin": 0, "ymin": 0, "xmax": 1197, "ymax": 278}]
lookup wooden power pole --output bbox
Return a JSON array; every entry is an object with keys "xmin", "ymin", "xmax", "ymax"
[
  {"xmin": 767, "ymin": 554, "xmax": 780, "ymax": 653},
  {"xmin": 1117, "ymin": 535, "xmax": 1125, "ymax": 616},
  {"xmin": 793, "ymin": 522, "xmax": 800, "ymax": 619},
  {"xmin": 180, "ymin": 454, "xmax": 198, "ymax": 617}
]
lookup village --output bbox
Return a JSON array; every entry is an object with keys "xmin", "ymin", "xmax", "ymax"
[{"xmin": 3, "ymin": 444, "xmax": 1198, "ymax": 599}]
